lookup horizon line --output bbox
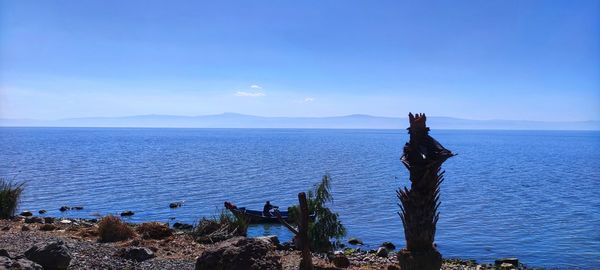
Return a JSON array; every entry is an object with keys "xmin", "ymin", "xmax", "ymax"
[{"xmin": 2, "ymin": 112, "xmax": 599, "ymax": 123}]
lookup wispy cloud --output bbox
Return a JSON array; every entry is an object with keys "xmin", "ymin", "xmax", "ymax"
[
  {"xmin": 235, "ymin": 91, "xmax": 266, "ymax": 97},
  {"xmin": 304, "ymin": 97, "xmax": 315, "ymax": 102},
  {"xmin": 250, "ymin": 84, "xmax": 262, "ymax": 90}
]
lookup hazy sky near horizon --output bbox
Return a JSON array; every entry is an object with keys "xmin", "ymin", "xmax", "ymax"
[{"xmin": 1, "ymin": 1, "xmax": 598, "ymax": 121}]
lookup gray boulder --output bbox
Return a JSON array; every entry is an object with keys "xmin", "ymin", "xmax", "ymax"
[
  {"xmin": 0, "ymin": 256, "xmax": 43, "ymax": 270},
  {"xmin": 348, "ymin": 237, "xmax": 363, "ymax": 245},
  {"xmin": 195, "ymin": 237, "xmax": 281, "ymax": 270},
  {"xmin": 118, "ymin": 247, "xmax": 155, "ymax": 262},
  {"xmin": 495, "ymin": 258, "xmax": 519, "ymax": 267},
  {"xmin": 381, "ymin": 241, "xmax": 396, "ymax": 250},
  {"xmin": 173, "ymin": 222, "xmax": 193, "ymax": 230},
  {"xmin": 120, "ymin": 211, "xmax": 134, "ymax": 217},
  {"xmin": 376, "ymin": 247, "xmax": 389, "ymax": 257},
  {"xmin": 255, "ymin": 235, "xmax": 280, "ymax": 247},
  {"xmin": 0, "ymin": 249, "xmax": 10, "ymax": 257},
  {"xmin": 43, "ymin": 217, "xmax": 55, "ymax": 224},
  {"xmin": 39, "ymin": 224, "xmax": 56, "ymax": 231},
  {"xmin": 24, "ymin": 217, "xmax": 43, "ymax": 224},
  {"xmin": 24, "ymin": 240, "xmax": 72, "ymax": 270},
  {"xmin": 169, "ymin": 202, "xmax": 183, "ymax": 208},
  {"xmin": 331, "ymin": 254, "xmax": 350, "ymax": 268}
]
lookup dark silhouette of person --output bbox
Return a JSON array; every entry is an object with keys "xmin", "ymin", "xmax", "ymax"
[{"xmin": 263, "ymin": 201, "xmax": 277, "ymax": 216}]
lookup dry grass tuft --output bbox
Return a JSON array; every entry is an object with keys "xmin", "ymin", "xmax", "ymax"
[
  {"xmin": 77, "ymin": 228, "xmax": 99, "ymax": 238},
  {"xmin": 97, "ymin": 215, "xmax": 135, "ymax": 242},
  {"xmin": 192, "ymin": 209, "xmax": 247, "ymax": 244},
  {"xmin": 136, "ymin": 222, "xmax": 172, "ymax": 240},
  {"xmin": 0, "ymin": 178, "xmax": 25, "ymax": 219}
]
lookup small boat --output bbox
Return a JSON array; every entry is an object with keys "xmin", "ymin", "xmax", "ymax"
[{"xmin": 224, "ymin": 201, "xmax": 315, "ymax": 224}]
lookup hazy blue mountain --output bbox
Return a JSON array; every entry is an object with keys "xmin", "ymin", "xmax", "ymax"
[{"xmin": 1, "ymin": 113, "xmax": 598, "ymax": 130}]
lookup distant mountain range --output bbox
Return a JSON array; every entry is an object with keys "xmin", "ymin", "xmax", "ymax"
[{"xmin": 1, "ymin": 113, "xmax": 599, "ymax": 130}]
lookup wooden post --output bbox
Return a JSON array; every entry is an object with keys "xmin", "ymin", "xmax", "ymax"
[{"xmin": 298, "ymin": 192, "xmax": 313, "ymax": 270}]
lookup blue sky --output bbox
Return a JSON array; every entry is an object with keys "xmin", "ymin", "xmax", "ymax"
[{"xmin": 0, "ymin": 0, "xmax": 598, "ymax": 121}]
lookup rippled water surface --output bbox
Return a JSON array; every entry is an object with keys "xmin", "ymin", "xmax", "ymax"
[{"xmin": 1, "ymin": 128, "xmax": 599, "ymax": 268}]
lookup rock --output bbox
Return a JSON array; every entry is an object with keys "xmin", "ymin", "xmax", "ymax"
[
  {"xmin": 118, "ymin": 247, "xmax": 155, "ymax": 262},
  {"xmin": 38, "ymin": 210, "xmax": 47, "ymax": 214},
  {"xmin": 172, "ymin": 222, "xmax": 193, "ymax": 230},
  {"xmin": 0, "ymin": 256, "xmax": 43, "ymax": 270},
  {"xmin": 348, "ymin": 237, "xmax": 363, "ymax": 245},
  {"xmin": 20, "ymin": 211, "xmax": 33, "ymax": 217},
  {"xmin": 59, "ymin": 206, "xmax": 70, "ymax": 212},
  {"xmin": 195, "ymin": 236, "xmax": 281, "ymax": 270},
  {"xmin": 499, "ymin": 262, "xmax": 516, "ymax": 269},
  {"xmin": 24, "ymin": 217, "xmax": 44, "ymax": 224},
  {"xmin": 381, "ymin": 241, "xmax": 396, "ymax": 250},
  {"xmin": 24, "ymin": 240, "xmax": 72, "ymax": 270},
  {"xmin": 22, "ymin": 225, "xmax": 31, "ymax": 231},
  {"xmin": 278, "ymin": 241, "xmax": 295, "ymax": 251},
  {"xmin": 0, "ymin": 249, "xmax": 10, "ymax": 257},
  {"xmin": 376, "ymin": 247, "xmax": 389, "ymax": 257},
  {"xmin": 59, "ymin": 219, "xmax": 72, "ymax": 224},
  {"xmin": 120, "ymin": 211, "xmax": 134, "ymax": 217},
  {"xmin": 71, "ymin": 206, "xmax": 83, "ymax": 210},
  {"xmin": 495, "ymin": 258, "xmax": 518, "ymax": 267},
  {"xmin": 169, "ymin": 202, "xmax": 183, "ymax": 208},
  {"xmin": 43, "ymin": 217, "xmax": 55, "ymax": 224},
  {"xmin": 397, "ymin": 248, "xmax": 442, "ymax": 270},
  {"xmin": 387, "ymin": 265, "xmax": 400, "ymax": 270},
  {"xmin": 331, "ymin": 254, "xmax": 350, "ymax": 268},
  {"xmin": 39, "ymin": 224, "xmax": 57, "ymax": 231},
  {"xmin": 1, "ymin": 226, "xmax": 9, "ymax": 231},
  {"xmin": 255, "ymin": 235, "xmax": 280, "ymax": 247}
]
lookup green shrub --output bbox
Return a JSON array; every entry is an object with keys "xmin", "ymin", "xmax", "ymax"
[
  {"xmin": 0, "ymin": 178, "xmax": 25, "ymax": 219},
  {"xmin": 289, "ymin": 175, "xmax": 346, "ymax": 252}
]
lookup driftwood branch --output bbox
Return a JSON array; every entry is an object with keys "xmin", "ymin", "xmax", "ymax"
[{"xmin": 274, "ymin": 209, "xmax": 299, "ymax": 235}]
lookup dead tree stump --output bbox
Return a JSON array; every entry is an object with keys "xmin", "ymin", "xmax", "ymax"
[{"xmin": 397, "ymin": 113, "xmax": 454, "ymax": 270}]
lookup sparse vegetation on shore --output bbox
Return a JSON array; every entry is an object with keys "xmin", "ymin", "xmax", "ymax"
[
  {"xmin": 0, "ymin": 177, "xmax": 24, "ymax": 219},
  {"xmin": 192, "ymin": 209, "xmax": 247, "ymax": 244},
  {"xmin": 97, "ymin": 215, "xmax": 136, "ymax": 242},
  {"xmin": 288, "ymin": 175, "xmax": 346, "ymax": 252},
  {"xmin": 0, "ymin": 216, "xmax": 532, "ymax": 270}
]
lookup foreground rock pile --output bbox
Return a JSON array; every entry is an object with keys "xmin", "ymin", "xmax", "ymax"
[{"xmin": 0, "ymin": 217, "xmax": 530, "ymax": 270}]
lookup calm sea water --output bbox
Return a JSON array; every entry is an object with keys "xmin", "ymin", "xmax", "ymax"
[{"xmin": 1, "ymin": 127, "xmax": 599, "ymax": 268}]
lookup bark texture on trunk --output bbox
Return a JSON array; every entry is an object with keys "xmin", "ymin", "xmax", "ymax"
[{"xmin": 397, "ymin": 113, "xmax": 454, "ymax": 270}]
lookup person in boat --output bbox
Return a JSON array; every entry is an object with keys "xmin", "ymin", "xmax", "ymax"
[{"xmin": 262, "ymin": 201, "xmax": 278, "ymax": 217}]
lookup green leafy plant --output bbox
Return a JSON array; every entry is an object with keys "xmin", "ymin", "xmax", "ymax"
[
  {"xmin": 289, "ymin": 175, "xmax": 346, "ymax": 252},
  {"xmin": 0, "ymin": 177, "xmax": 25, "ymax": 219}
]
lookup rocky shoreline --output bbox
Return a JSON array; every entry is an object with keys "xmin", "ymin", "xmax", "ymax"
[{"xmin": 1, "ymin": 216, "xmax": 534, "ymax": 270}]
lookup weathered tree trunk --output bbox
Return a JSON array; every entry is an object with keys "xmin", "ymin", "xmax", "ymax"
[
  {"xmin": 275, "ymin": 192, "xmax": 313, "ymax": 270},
  {"xmin": 298, "ymin": 192, "xmax": 314, "ymax": 270},
  {"xmin": 397, "ymin": 113, "xmax": 454, "ymax": 270}
]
